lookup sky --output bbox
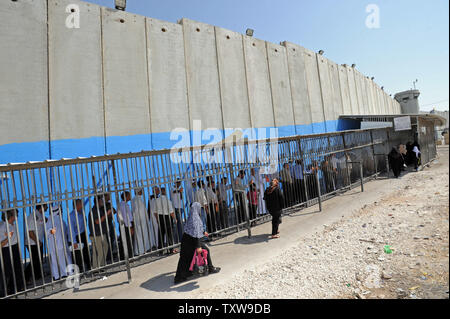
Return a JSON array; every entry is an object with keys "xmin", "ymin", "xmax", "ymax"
[{"xmin": 86, "ymin": 0, "xmax": 449, "ymax": 112}]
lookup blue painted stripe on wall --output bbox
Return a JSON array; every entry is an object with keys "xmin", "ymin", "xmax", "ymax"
[
  {"xmin": 50, "ymin": 136, "xmax": 106, "ymax": 160},
  {"xmin": 1, "ymin": 119, "xmax": 351, "ymax": 165},
  {"xmin": 0, "ymin": 140, "xmax": 50, "ymax": 164}
]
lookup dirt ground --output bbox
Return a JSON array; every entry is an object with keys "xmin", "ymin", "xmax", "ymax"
[{"xmin": 203, "ymin": 146, "xmax": 449, "ymax": 299}]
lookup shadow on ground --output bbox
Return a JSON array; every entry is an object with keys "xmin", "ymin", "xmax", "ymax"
[
  {"xmin": 233, "ymin": 234, "xmax": 271, "ymax": 245},
  {"xmin": 139, "ymin": 271, "xmax": 201, "ymax": 293}
]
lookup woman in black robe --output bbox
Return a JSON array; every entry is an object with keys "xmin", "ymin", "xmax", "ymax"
[
  {"xmin": 174, "ymin": 202, "xmax": 220, "ymax": 284},
  {"xmin": 388, "ymin": 147, "xmax": 403, "ymax": 178}
]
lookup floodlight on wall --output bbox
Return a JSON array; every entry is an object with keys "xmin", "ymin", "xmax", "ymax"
[
  {"xmin": 246, "ymin": 28, "xmax": 254, "ymax": 37},
  {"xmin": 115, "ymin": 0, "xmax": 126, "ymax": 11},
  {"xmin": 381, "ymin": 86, "xmax": 384, "ymax": 90},
  {"xmin": 342, "ymin": 64, "xmax": 347, "ymax": 67},
  {"xmin": 351, "ymin": 64, "xmax": 356, "ymax": 68},
  {"xmin": 371, "ymin": 77, "xmax": 375, "ymax": 80},
  {"xmin": 318, "ymin": 50, "xmax": 324, "ymax": 55}
]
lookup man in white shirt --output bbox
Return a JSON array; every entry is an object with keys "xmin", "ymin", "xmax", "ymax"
[
  {"xmin": 118, "ymin": 191, "xmax": 134, "ymax": 259},
  {"xmin": 24, "ymin": 203, "xmax": 47, "ymax": 282},
  {"xmin": 1, "ymin": 209, "xmax": 24, "ymax": 296},
  {"xmin": 132, "ymin": 188, "xmax": 152, "ymax": 256},
  {"xmin": 152, "ymin": 187, "xmax": 177, "ymax": 254}
]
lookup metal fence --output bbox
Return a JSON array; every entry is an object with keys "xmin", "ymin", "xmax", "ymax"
[{"xmin": 0, "ymin": 126, "xmax": 436, "ymax": 298}]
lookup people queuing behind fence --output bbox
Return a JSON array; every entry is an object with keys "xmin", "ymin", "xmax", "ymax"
[
  {"xmin": 118, "ymin": 192, "xmax": 134, "ymax": 260},
  {"xmin": 69, "ymin": 199, "xmax": 91, "ymax": 273},
  {"xmin": 151, "ymin": 187, "xmax": 177, "ymax": 255},
  {"xmin": 280, "ymin": 163, "xmax": 294, "ymax": 208},
  {"xmin": 249, "ymin": 168, "xmax": 267, "ymax": 215},
  {"xmin": 0, "ymin": 209, "xmax": 24, "ymax": 296},
  {"xmin": 171, "ymin": 180, "xmax": 185, "ymax": 243},
  {"xmin": 2, "ymin": 140, "xmax": 415, "ymax": 297},
  {"xmin": 133, "ymin": 188, "xmax": 153, "ymax": 256},
  {"xmin": 46, "ymin": 205, "xmax": 72, "ymax": 281},
  {"xmin": 88, "ymin": 195, "xmax": 112, "ymax": 269},
  {"xmin": 217, "ymin": 177, "xmax": 231, "ymax": 229},
  {"xmin": 247, "ymin": 182, "xmax": 258, "ymax": 226},
  {"xmin": 24, "ymin": 203, "xmax": 47, "ymax": 283},
  {"xmin": 233, "ymin": 170, "xmax": 247, "ymax": 224}
]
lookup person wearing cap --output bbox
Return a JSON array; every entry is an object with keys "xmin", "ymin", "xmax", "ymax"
[
  {"xmin": 0, "ymin": 209, "xmax": 25, "ymax": 296},
  {"xmin": 46, "ymin": 205, "xmax": 72, "ymax": 280}
]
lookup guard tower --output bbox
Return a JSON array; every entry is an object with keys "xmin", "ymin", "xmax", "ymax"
[{"xmin": 394, "ymin": 89, "xmax": 420, "ymax": 114}]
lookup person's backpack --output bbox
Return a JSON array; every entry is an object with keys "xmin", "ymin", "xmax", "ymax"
[{"xmin": 189, "ymin": 249, "xmax": 208, "ymax": 276}]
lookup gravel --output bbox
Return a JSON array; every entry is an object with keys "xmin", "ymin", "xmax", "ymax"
[{"xmin": 201, "ymin": 148, "xmax": 449, "ymax": 299}]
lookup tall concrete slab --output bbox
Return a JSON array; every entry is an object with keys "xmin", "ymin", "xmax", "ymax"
[
  {"xmin": 394, "ymin": 100, "xmax": 401, "ymax": 114},
  {"xmin": 379, "ymin": 89, "xmax": 385, "ymax": 114},
  {"xmin": 266, "ymin": 42, "xmax": 295, "ymax": 137},
  {"xmin": 370, "ymin": 81, "xmax": 381, "ymax": 114},
  {"xmin": 0, "ymin": 0, "xmax": 49, "ymax": 164},
  {"xmin": 102, "ymin": 9, "xmax": 151, "ymax": 154},
  {"xmin": 48, "ymin": 0, "xmax": 105, "ymax": 159},
  {"xmin": 243, "ymin": 36, "xmax": 275, "ymax": 131},
  {"xmin": 215, "ymin": 27, "xmax": 251, "ymax": 134},
  {"xmin": 366, "ymin": 78, "xmax": 376, "ymax": 115},
  {"xmin": 354, "ymin": 70, "xmax": 365, "ymax": 115},
  {"xmin": 338, "ymin": 65, "xmax": 352, "ymax": 115},
  {"xmin": 303, "ymin": 48, "xmax": 326, "ymax": 133},
  {"xmin": 147, "ymin": 18, "xmax": 190, "ymax": 149},
  {"xmin": 283, "ymin": 42, "xmax": 313, "ymax": 135},
  {"xmin": 358, "ymin": 73, "xmax": 370, "ymax": 115},
  {"xmin": 328, "ymin": 61, "xmax": 344, "ymax": 120},
  {"xmin": 346, "ymin": 66, "xmax": 359, "ymax": 115},
  {"xmin": 181, "ymin": 18, "xmax": 224, "ymax": 145},
  {"xmin": 317, "ymin": 55, "xmax": 335, "ymax": 131}
]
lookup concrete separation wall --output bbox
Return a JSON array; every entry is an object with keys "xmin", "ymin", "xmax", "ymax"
[
  {"xmin": 147, "ymin": 18, "xmax": 190, "ymax": 149},
  {"xmin": 0, "ymin": 0, "xmax": 49, "ymax": 164},
  {"xmin": 48, "ymin": 0, "xmax": 105, "ymax": 159},
  {"xmin": 243, "ymin": 36, "xmax": 275, "ymax": 132},
  {"xmin": 215, "ymin": 27, "xmax": 251, "ymax": 136},
  {"xmin": 102, "ymin": 8, "xmax": 151, "ymax": 154},
  {"xmin": 267, "ymin": 42, "xmax": 295, "ymax": 137},
  {"xmin": 283, "ymin": 42, "xmax": 313, "ymax": 135},
  {"xmin": 0, "ymin": 0, "xmax": 405, "ymax": 164}
]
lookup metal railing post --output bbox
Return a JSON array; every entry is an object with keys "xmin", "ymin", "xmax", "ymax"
[
  {"xmin": 360, "ymin": 160, "xmax": 364, "ymax": 192},
  {"xmin": 111, "ymin": 160, "xmax": 131, "ymax": 283},
  {"xmin": 315, "ymin": 171, "xmax": 322, "ymax": 212}
]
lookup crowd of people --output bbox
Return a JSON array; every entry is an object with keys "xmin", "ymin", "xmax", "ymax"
[
  {"xmin": 0, "ymin": 154, "xmax": 370, "ymax": 295},
  {"xmin": 388, "ymin": 140, "xmax": 421, "ymax": 178}
]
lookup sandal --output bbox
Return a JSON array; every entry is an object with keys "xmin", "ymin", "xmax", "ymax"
[{"xmin": 271, "ymin": 235, "xmax": 280, "ymax": 239}]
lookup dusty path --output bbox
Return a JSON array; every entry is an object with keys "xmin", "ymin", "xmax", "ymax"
[
  {"xmin": 48, "ymin": 146, "xmax": 449, "ymax": 299},
  {"xmin": 204, "ymin": 146, "xmax": 449, "ymax": 299}
]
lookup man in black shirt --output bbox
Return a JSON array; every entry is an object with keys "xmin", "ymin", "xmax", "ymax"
[{"xmin": 88, "ymin": 195, "xmax": 112, "ymax": 269}]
